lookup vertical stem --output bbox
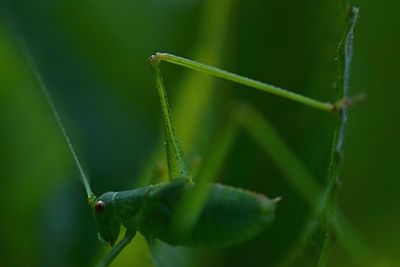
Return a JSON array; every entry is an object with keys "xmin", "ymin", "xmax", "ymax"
[
  {"xmin": 307, "ymin": 6, "xmax": 360, "ymax": 266},
  {"xmin": 320, "ymin": 5, "xmax": 359, "ymax": 231},
  {"xmin": 149, "ymin": 56, "xmax": 189, "ymax": 180},
  {"xmin": 276, "ymin": 6, "xmax": 360, "ymax": 266}
]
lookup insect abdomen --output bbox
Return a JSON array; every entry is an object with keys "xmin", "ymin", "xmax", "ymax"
[
  {"xmin": 140, "ymin": 179, "xmax": 276, "ymax": 248},
  {"xmin": 182, "ymin": 184, "xmax": 276, "ymax": 247}
]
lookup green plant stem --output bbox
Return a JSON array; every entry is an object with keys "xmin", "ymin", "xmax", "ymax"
[
  {"xmin": 235, "ymin": 102, "xmax": 371, "ymax": 266},
  {"xmin": 319, "ymin": 2, "xmax": 360, "ymax": 246},
  {"xmin": 292, "ymin": 6, "xmax": 360, "ymax": 266}
]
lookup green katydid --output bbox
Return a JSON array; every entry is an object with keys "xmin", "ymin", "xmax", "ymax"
[
  {"xmin": 4, "ymin": 0, "xmax": 363, "ymax": 263},
  {"xmin": 34, "ymin": 51, "xmax": 354, "ymax": 266}
]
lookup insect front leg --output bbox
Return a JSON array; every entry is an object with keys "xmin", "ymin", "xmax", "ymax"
[{"xmin": 96, "ymin": 229, "xmax": 136, "ymax": 267}]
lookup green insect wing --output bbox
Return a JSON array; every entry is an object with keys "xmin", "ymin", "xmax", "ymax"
[{"xmin": 138, "ymin": 178, "xmax": 277, "ymax": 247}]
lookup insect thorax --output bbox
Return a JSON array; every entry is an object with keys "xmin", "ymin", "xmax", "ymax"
[{"xmin": 111, "ymin": 187, "xmax": 151, "ymax": 222}]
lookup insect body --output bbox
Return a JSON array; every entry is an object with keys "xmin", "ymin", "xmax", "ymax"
[
  {"xmin": 94, "ymin": 177, "xmax": 276, "ymax": 248},
  {"xmin": 88, "ymin": 53, "xmax": 347, "ymax": 266},
  {"xmin": 33, "ymin": 51, "xmax": 347, "ymax": 267}
]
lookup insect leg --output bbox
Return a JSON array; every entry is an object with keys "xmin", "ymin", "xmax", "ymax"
[
  {"xmin": 134, "ymin": 0, "xmax": 233, "ymax": 188},
  {"xmin": 96, "ymin": 230, "xmax": 136, "ymax": 267},
  {"xmin": 149, "ymin": 56, "xmax": 189, "ymax": 181},
  {"xmin": 151, "ymin": 53, "xmax": 340, "ymax": 113}
]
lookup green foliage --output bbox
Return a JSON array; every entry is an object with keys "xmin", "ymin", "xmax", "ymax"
[{"xmin": 1, "ymin": 0, "xmax": 399, "ymax": 267}]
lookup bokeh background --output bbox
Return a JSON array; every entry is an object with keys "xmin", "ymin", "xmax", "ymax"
[{"xmin": 0, "ymin": 0, "xmax": 398, "ymax": 266}]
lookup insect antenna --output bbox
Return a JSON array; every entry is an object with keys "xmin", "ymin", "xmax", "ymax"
[
  {"xmin": 6, "ymin": 14, "xmax": 96, "ymax": 206},
  {"xmin": 37, "ymin": 70, "xmax": 96, "ymax": 205}
]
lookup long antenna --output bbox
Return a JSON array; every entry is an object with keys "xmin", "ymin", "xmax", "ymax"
[{"xmin": 7, "ymin": 15, "xmax": 96, "ymax": 205}]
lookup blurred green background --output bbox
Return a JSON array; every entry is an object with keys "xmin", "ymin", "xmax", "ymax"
[{"xmin": 0, "ymin": 0, "xmax": 398, "ymax": 266}]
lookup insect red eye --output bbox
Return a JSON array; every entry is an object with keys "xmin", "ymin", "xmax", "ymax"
[{"xmin": 95, "ymin": 200, "xmax": 106, "ymax": 212}]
